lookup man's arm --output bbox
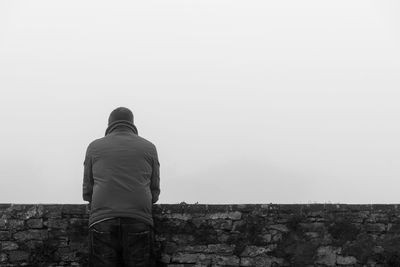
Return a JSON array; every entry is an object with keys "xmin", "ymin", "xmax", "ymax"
[
  {"xmin": 82, "ymin": 145, "xmax": 94, "ymax": 203},
  {"xmin": 150, "ymin": 147, "xmax": 160, "ymax": 203}
]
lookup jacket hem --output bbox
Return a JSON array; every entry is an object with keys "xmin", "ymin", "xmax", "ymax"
[{"xmin": 89, "ymin": 212, "xmax": 153, "ymax": 227}]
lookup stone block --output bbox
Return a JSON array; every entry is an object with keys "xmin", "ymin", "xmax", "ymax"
[
  {"xmin": 164, "ymin": 213, "xmax": 193, "ymax": 221},
  {"xmin": 62, "ymin": 204, "xmax": 87, "ymax": 216},
  {"xmin": 6, "ymin": 204, "xmax": 24, "ymax": 212},
  {"xmin": 68, "ymin": 218, "xmax": 88, "ymax": 226},
  {"xmin": 240, "ymin": 256, "xmax": 285, "ymax": 267},
  {"xmin": 210, "ymin": 219, "xmax": 232, "ymax": 230},
  {"xmin": 240, "ymin": 257, "xmax": 253, "ymax": 266},
  {"xmin": 373, "ymin": 245, "xmax": 384, "ymax": 254},
  {"xmin": 206, "ymin": 213, "xmax": 227, "ymax": 220},
  {"xmin": 0, "ymin": 218, "xmax": 7, "ymax": 230},
  {"xmin": 212, "ymin": 255, "xmax": 239, "ymax": 266},
  {"xmin": 259, "ymin": 233, "xmax": 271, "ymax": 243},
  {"xmin": 0, "ymin": 253, "xmax": 7, "ymax": 262},
  {"xmin": 304, "ymin": 231, "xmax": 319, "ymax": 239},
  {"xmin": 172, "ymin": 252, "xmax": 211, "ymax": 264},
  {"xmin": 271, "ymin": 232, "xmax": 282, "ymax": 242},
  {"xmin": 206, "ymin": 244, "xmax": 235, "ymax": 254},
  {"xmin": 365, "ymin": 223, "xmax": 386, "ymax": 233},
  {"xmin": 47, "ymin": 218, "xmax": 69, "ymax": 229},
  {"xmin": 232, "ymin": 220, "xmax": 246, "ymax": 231},
  {"xmin": 299, "ymin": 222, "xmax": 326, "ymax": 231},
  {"xmin": 269, "ymin": 224, "xmax": 289, "ymax": 232},
  {"xmin": 171, "ymin": 234, "xmax": 195, "ymax": 245},
  {"xmin": 191, "ymin": 218, "xmax": 204, "ymax": 228},
  {"xmin": 21, "ymin": 205, "xmax": 44, "ymax": 219},
  {"xmin": 337, "ymin": 255, "xmax": 357, "ymax": 265},
  {"xmin": 309, "ymin": 211, "xmax": 325, "ymax": 218},
  {"xmin": 13, "ymin": 229, "xmax": 48, "ymax": 241},
  {"xmin": 207, "ymin": 211, "xmax": 242, "ymax": 220},
  {"xmin": 216, "ymin": 231, "xmax": 230, "ymax": 243},
  {"xmin": 0, "ymin": 230, "xmax": 10, "ymax": 240},
  {"xmin": 25, "ymin": 240, "xmax": 43, "ymax": 250},
  {"xmin": 8, "ymin": 250, "xmax": 29, "ymax": 262},
  {"xmin": 176, "ymin": 245, "xmax": 207, "ymax": 253},
  {"xmin": 7, "ymin": 219, "xmax": 25, "ymax": 230},
  {"xmin": 60, "ymin": 251, "xmax": 77, "ymax": 261},
  {"xmin": 241, "ymin": 245, "xmax": 277, "ymax": 257},
  {"xmin": 1, "ymin": 241, "xmax": 19, "ymax": 250},
  {"xmin": 43, "ymin": 205, "xmax": 62, "ymax": 218},
  {"xmin": 26, "ymin": 218, "xmax": 43, "ymax": 229},
  {"xmin": 315, "ymin": 246, "xmax": 340, "ymax": 266},
  {"xmin": 226, "ymin": 211, "xmax": 242, "ymax": 220},
  {"xmin": 236, "ymin": 204, "xmax": 257, "ymax": 213},
  {"xmin": 68, "ymin": 241, "xmax": 88, "ymax": 253},
  {"xmin": 160, "ymin": 253, "xmax": 171, "ymax": 263},
  {"xmin": 48, "ymin": 228, "xmax": 68, "ymax": 239}
]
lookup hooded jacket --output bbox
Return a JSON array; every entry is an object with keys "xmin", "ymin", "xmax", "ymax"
[{"xmin": 82, "ymin": 122, "xmax": 160, "ymax": 227}]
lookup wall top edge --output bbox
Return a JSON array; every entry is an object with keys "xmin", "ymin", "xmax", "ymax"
[{"xmin": 1, "ymin": 203, "xmax": 400, "ymax": 214}]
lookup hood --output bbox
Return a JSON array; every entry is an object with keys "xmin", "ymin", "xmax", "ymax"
[{"xmin": 105, "ymin": 120, "xmax": 138, "ymax": 136}]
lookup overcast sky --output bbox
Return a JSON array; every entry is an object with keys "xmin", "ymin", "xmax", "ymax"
[{"xmin": 0, "ymin": 1, "xmax": 399, "ymax": 204}]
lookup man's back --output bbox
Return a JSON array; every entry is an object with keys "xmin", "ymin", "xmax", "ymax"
[{"xmin": 85, "ymin": 127, "xmax": 160, "ymax": 227}]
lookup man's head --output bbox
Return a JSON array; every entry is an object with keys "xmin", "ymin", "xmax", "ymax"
[
  {"xmin": 105, "ymin": 107, "xmax": 138, "ymax": 135},
  {"xmin": 108, "ymin": 107, "xmax": 134, "ymax": 126}
]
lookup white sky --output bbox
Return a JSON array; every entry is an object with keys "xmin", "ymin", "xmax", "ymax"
[{"xmin": 0, "ymin": 1, "xmax": 399, "ymax": 204}]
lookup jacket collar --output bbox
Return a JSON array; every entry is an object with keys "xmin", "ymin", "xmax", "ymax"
[{"xmin": 105, "ymin": 120, "xmax": 138, "ymax": 136}]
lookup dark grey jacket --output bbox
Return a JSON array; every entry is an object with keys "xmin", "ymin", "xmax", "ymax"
[{"xmin": 82, "ymin": 123, "xmax": 160, "ymax": 227}]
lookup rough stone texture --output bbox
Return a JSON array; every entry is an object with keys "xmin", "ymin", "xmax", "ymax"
[{"xmin": 1, "ymin": 204, "xmax": 400, "ymax": 266}]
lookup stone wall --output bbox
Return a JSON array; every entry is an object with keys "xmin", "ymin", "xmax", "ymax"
[{"xmin": 1, "ymin": 204, "xmax": 400, "ymax": 266}]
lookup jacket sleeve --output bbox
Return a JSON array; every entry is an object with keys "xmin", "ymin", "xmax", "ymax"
[
  {"xmin": 82, "ymin": 145, "xmax": 94, "ymax": 203},
  {"xmin": 150, "ymin": 147, "xmax": 160, "ymax": 203}
]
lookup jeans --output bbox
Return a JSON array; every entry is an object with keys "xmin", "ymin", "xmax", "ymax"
[{"xmin": 88, "ymin": 217, "xmax": 154, "ymax": 267}]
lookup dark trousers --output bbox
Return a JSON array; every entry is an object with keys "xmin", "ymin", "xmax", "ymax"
[{"xmin": 89, "ymin": 217, "xmax": 154, "ymax": 267}]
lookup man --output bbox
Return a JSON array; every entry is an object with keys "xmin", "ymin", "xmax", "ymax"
[{"xmin": 82, "ymin": 107, "xmax": 160, "ymax": 267}]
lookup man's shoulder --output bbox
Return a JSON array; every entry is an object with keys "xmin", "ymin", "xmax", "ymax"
[
  {"xmin": 87, "ymin": 137, "xmax": 105, "ymax": 148},
  {"xmin": 85, "ymin": 136, "xmax": 109, "ymax": 153},
  {"xmin": 136, "ymin": 135, "xmax": 156, "ymax": 147},
  {"xmin": 134, "ymin": 136, "xmax": 158, "ymax": 155},
  {"xmin": 88, "ymin": 135, "xmax": 157, "ymax": 150}
]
